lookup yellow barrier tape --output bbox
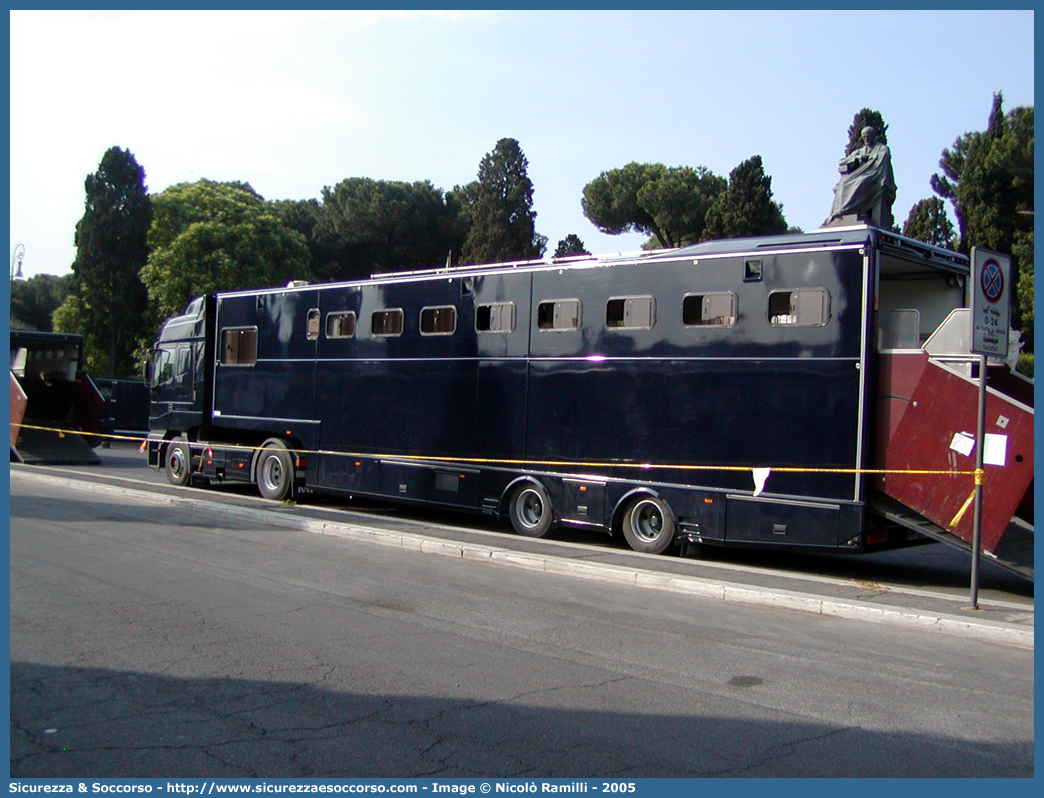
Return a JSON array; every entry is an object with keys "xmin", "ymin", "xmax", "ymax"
[
  {"xmin": 15, "ymin": 423, "xmax": 980, "ymax": 478},
  {"xmin": 948, "ymin": 489, "xmax": 977, "ymax": 528}
]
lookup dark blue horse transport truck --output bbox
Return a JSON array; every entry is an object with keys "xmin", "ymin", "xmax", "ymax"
[{"xmin": 144, "ymin": 226, "xmax": 1034, "ymax": 577}]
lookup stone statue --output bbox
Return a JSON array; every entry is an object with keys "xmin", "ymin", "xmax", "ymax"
[{"xmin": 823, "ymin": 125, "xmax": 896, "ymax": 228}]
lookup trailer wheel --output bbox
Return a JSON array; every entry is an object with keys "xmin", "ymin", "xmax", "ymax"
[
  {"xmin": 508, "ymin": 481, "xmax": 553, "ymax": 538},
  {"xmin": 621, "ymin": 495, "xmax": 676, "ymax": 554},
  {"xmin": 164, "ymin": 438, "xmax": 192, "ymax": 487},
  {"xmin": 257, "ymin": 443, "xmax": 294, "ymax": 501}
]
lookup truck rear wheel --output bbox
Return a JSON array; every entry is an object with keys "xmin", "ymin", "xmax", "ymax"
[
  {"xmin": 164, "ymin": 438, "xmax": 192, "ymax": 487},
  {"xmin": 508, "ymin": 481, "xmax": 553, "ymax": 538},
  {"xmin": 257, "ymin": 443, "xmax": 294, "ymax": 501},
  {"xmin": 621, "ymin": 495, "xmax": 676, "ymax": 554}
]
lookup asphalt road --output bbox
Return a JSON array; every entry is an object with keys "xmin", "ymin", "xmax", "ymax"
[{"xmin": 8, "ymin": 468, "xmax": 1035, "ymax": 778}]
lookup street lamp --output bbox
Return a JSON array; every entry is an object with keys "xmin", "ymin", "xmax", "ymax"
[{"xmin": 11, "ymin": 243, "xmax": 25, "ymax": 280}]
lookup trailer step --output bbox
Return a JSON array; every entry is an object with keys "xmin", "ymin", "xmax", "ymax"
[
  {"xmin": 871, "ymin": 494, "xmax": 1033, "ymax": 582},
  {"xmin": 12, "ymin": 425, "xmax": 101, "ymax": 465}
]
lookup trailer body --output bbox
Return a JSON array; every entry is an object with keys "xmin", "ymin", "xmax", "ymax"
[{"xmin": 145, "ymin": 227, "xmax": 1033, "ymax": 571}]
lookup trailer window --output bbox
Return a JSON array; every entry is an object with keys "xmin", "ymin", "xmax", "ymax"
[
  {"xmin": 537, "ymin": 299, "xmax": 582, "ymax": 331},
  {"xmin": 306, "ymin": 309, "xmax": 321, "ymax": 340},
  {"xmin": 606, "ymin": 296, "xmax": 655, "ymax": 329},
  {"xmin": 683, "ymin": 292, "xmax": 737, "ymax": 327},
  {"xmin": 768, "ymin": 289, "xmax": 831, "ymax": 326},
  {"xmin": 220, "ymin": 327, "xmax": 258, "ymax": 366},
  {"xmin": 420, "ymin": 305, "xmax": 457, "ymax": 335},
  {"xmin": 326, "ymin": 311, "xmax": 357, "ymax": 339},
  {"xmin": 476, "ymin": 302, "xmax": 515, "ymax": 333},
  {"xmin": 744, "ymin": 259, "xmax": 763, "ymax": 282},
  {"xmin": 372, "ymin": 309, "xmax": 404, "ymax": 337}
]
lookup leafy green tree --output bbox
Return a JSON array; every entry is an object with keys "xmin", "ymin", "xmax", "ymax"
[
  {"xmin": 141, "ymin": 180, "xmax": 311, "ymax": 321},
  {"xmin": 312, "ymin": 178, "xmax": 467, "ymax": 281},
  {"xmin": 553, "ymin": 234, "xmax": 590, "ymax": 258},
  {"xmin": 582, "ymin": 163, "xmax": 655, "ymax": 242},
  {"xmin": 272, "ymin": 198, "xmax": 324, "ymax": 275},
  {"xmin": 1012, "ymin": 227, "xmax": 1033, "ymax": 358},
  {"xmin": 702, "ymin": 155, "xmax": 788, "ymax": 241},
  {"xmin": 58, "ymin": 147, "xmax": 152, "ymax": 376},
  {"xmin": 582, "ymin": 162, "xmax": 725, "ymax": 249},
  {"xmin": 902, "ymin": 197, "xmax": 957, "ymax": 249},
  {"xmin": 460, "ymin": 138, "xmax": 544, "ymax": 264},
  {"xmin": 932, "ymin": 93, "xmax": 1034, "ymax": 347},
  {"xmin": 10, "ymin": 273, "xmax": 72, "ymax": 332},
  {"xmin": 933, "ymin": 94, "xmax": 1033, "ymax": 250},
  {"xmin": 51, "ymin": 292, "xmax": 108, "ymax": 371},
  {"xmin": 635, "ymin": 165, "xmax": 727, "ymax": 248}
]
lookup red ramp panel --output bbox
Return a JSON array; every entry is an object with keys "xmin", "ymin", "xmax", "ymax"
[
  {"xmin": 876, "ymin": 352, "xmax": 1033, "ymax": 555},
  {"xmin": 11, "ymin": 371, "xmax": 28, "ymax": 457}
]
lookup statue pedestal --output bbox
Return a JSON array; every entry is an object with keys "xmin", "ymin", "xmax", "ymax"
[
  {"xmin": 822, "ymin": 196, "xmax": 893, "ymax": 230},
  {"xmin": 820, "ymin": 214, "xmax": 866, "ymax": 229}
]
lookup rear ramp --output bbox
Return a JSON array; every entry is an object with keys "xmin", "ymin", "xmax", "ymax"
[
  {"xmin": 874, "ymin": 328, "xmax": 1033, "ymax": 580},
  {"xmin": 11, "ymin": 424, "xmax": 101, "ymax": 465},
  {"xmin": 871, "ymin": 493, "xmax": 1033, "ymax": 581},
  {"xmin": 10, "ymin": 370, "xmax": 27, "ymax": 461}
]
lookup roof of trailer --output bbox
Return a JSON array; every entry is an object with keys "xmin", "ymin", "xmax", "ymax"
[
  {"xmin": 213, "ymin": 224, "xmax": 967, "ymax": 302},
  {"xmin": 667, "ymin": 224, "xmax": 967, "ymax": 265},
  {"xmin": 668, "ymin": 227, "xmax": 873, "ymax": 257},
  {"xmin": 358, "ymin": 226, "xmax": 886, "ymax": 283}
]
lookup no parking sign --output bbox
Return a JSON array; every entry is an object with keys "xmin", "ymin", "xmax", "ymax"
[{"xmin": 970, "ymin": 247, "xmax": 1012, "ymax": 357}]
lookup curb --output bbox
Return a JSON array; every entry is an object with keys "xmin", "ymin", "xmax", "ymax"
[{"xmin": 12, "ymin": 469, "xmax": 1034, "ymax": 650}]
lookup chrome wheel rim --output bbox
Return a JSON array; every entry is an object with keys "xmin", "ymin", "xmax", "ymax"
[
  {"xmin": 261, "ymin": 454, "xmax": 283, "ymax": 493},
  {"xmin": 516, "ymin": 488, "xmax": 545, "ymax": 530},
  {"xmin": 168, "ymin": 448, "xmax": 186, "ymax": 479},
  {"xmin": 630, "ymin": 499, "xmax": 665, "ymax": 543}
]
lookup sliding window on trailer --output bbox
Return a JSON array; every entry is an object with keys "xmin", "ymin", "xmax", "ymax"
[{"xmin": 875, "ymin": 252, "xmax": 966, "ymax": 351}]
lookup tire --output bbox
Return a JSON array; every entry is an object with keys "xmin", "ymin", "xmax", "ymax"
[
  {"xmin": 621, "ymin": 495, "xmax": 676, "ymax": 554},
  {"xmin": 164, "ymin": 438, "xmax": 192, "ymax": 487},
  {"xmin": 508, "ymin": 481, "xmax": 553, "ymax": 538},
  {"xmin": 257, "ymin": 443, "xmax": 294, "ymax": 501}
]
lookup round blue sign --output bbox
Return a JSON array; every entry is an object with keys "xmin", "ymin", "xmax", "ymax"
[{"xmin": 980, "ymin": 258, "xmax": 1004, "ymax": 303}]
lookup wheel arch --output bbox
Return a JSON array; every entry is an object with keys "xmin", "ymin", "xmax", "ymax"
[{"xmin": 157, "ymin": 426, "xmax": 201, "ymax": 453}]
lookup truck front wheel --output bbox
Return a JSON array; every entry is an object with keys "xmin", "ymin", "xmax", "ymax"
[{"xmin": 164, "ymin": 438, "xmax": 192, "ymax": 487}]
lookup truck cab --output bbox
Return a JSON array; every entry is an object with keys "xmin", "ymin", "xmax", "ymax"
[{"xmin": 146, "ymin": 296, "xmax": 212, "ymax": 447}]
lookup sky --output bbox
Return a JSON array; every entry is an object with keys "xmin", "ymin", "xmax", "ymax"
[{"xmin": 7, "ymin": 9, "xmax": 1036, "ymax": 280}]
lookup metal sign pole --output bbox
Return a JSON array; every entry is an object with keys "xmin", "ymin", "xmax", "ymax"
[
  {"xmin": 969, "ymin": 353, "xmax": 987, "ymax": 610},
  {"xmin": 966, "ymin": 247, "xmax": 1012, "ymax": 610}
]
